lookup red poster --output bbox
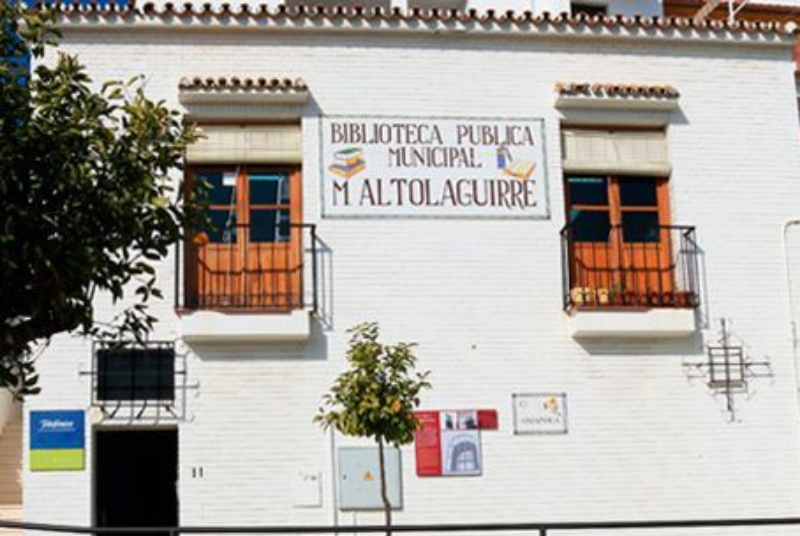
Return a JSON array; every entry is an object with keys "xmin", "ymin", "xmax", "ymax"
[
  {"xmin": 477, "ymin": 409, "xmax": 498, "ymax": 430},
  {"xmin": 414, "ymin": 411, "xmax": 442, "ymax": 476}
]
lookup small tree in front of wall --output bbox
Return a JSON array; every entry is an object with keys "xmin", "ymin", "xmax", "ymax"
[{"xmin": 315, "ymin": 322, "xmax": 430, "ymax": 536}]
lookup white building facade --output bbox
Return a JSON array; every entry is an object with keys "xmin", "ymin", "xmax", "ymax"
[{"xmin": 8, "ymin": 2, "xmax": 800, "ymax": 535}]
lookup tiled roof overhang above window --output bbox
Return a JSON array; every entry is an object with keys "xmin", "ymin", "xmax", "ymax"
[
  {"xmin": 178, "ymin": 76, "xmax": 310, "ymax": 105},
  {"xmin": 555, "ymin": 82, "xmax": 680, "ymax": 111},
  {"xmin": 47, "ymin": 1, "xmax": 796, "ymax": 44}
]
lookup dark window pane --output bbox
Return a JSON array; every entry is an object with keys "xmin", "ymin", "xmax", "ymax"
[
  {"xmin": 97, "ymin": 348, "xmax": 175, "ymax": 402},
  {"xmin": 250, "ymin": 209, "xmax": 290, "ymax": 243},
  {"xmin": 197, "ymin": 170, "xmax": 236, "ymax": 205},
  {"xmin": 619, "ymin": 178, "xmax": 658, "ymax": 207},
  {"xmin": 203, "ymin": 210, "xmax": 237, "ymax": 244},
  {"xmin": 622, "ymin": 211, "xmax": 660, "ymax": 242},
  {"xmin": 569, "ymin": 209, "xmax": 610, "ymax": 242},
  {"xmin": 249, "ymin": 172, "xmax": 290, "ymax": 205},
  {"xmin": 567, "ymin": 177, "xmax": 608, "ymax": 206}
]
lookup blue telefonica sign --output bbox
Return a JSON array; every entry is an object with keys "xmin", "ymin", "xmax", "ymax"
[{"xmin": 29, "ymin": 410, "xmax": 85, "ymax": 471}]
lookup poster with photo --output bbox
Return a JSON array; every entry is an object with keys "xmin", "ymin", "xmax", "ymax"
[
  {"xmin": 414, "ymin": 409, "xmax": 497, "ymax": 477},
  {"xmin": 457, "ymin": 410, "xmax": 478, "ymax": 430},
  {"xmin": 441, "ymin": 430, "xmax": 482, "ymax": 476},
  {"xmin": 440, "ymin": 411, "xmax": 458, "ymax": 431}
]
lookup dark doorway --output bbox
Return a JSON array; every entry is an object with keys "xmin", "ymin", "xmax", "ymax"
[{"xmin": 95, "ymin": 429, "xmax": 178, "ymax": 534}]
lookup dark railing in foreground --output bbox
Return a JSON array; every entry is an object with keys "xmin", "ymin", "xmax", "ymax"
[
  {"xmin": 176, "ymin": 223, "xmax": 319, "ymax": 314},
  {"xmin": 561, "ymin": 223, "xmax": 700, "ymax": 310},
  {"xmin": 4, "ymin": 517, "xmax": 800, "ymax": 536}
]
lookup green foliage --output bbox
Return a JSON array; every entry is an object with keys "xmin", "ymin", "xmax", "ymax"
[
  {"xmin": 0, "ymin": 3, "xmax": 199, "ymax": 396},
  {"xmin": 315, "ymin": 322, "xmax": 431, "ymax": 447}
]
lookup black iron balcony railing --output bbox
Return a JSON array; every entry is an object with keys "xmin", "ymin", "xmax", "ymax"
[
  {"xmin": 176, "ymin": 222, "xmax": 319, "ymax": 313},
  {"xmin": 560, "ymin": 223, "xmax": 700, "ymax": 310}
]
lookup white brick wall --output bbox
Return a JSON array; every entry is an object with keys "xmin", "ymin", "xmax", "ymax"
[{"xmin": 21, "ymin": 22, "xmax": 800, "ymax": 535}]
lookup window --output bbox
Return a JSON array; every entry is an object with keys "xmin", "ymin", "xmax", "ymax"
[
  {"xmin": 96, "ymin": 346, "xmax": 175, "ymax": 402},
  {"xmin": 566, "ymin": 175, "xmax": 668, "ymax": 242},
  {"xmin": 187, "ymin": 165, "xmax": 304, "ymax": 310},
  {"xmin": 570, "ymin": 2, "xmax": 607, "ymax": 16},
  {"xmin": 566, "ymin": 176, "xmax": 611, "ymax": 243},
  {"xmin": 181, "ymin": 123, "xmax": 311, "ymax": 312},
  {"xmin": 564, "ymin": 174, "xmax": 680, "ymax": 308},
  {"xmin": 196, "ymin": 167, "xmax": 296, "ymax": 245},
  {"xmin": 560, "ymin": 127, "xmax": 699, "ymax": 311}
]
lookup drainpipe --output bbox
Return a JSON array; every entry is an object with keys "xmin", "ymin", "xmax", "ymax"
[{"xmin": 782, "ymin": 219, "xmax": 800, "ymax": 414}]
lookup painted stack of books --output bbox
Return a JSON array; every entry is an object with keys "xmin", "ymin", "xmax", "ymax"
[
  {"xmin": 504, "ymin": 160, "xmax": 536, "ymax": 180},
  {"xmin": 329, "ymin": 147, "xmax": 366, "ymax": 179},
  {"xmin": 496, "ymin": 145, "xmax": 535, "ymax": 180}
]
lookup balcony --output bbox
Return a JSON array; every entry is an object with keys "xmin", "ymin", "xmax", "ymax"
[
  {"xmin": 176, "ymin": 222, "xmax": 320, "ymax": 343},
  {"xmin": 561, "ymin": 223, "xmax": 700, "ymax": 338}
]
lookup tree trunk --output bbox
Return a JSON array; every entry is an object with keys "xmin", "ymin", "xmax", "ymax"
[{"xmin": 377, "ymin": 437, "xmax": 392, "ymax": 536}]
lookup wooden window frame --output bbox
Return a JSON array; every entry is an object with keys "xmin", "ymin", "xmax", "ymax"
[
  {"xmin": 189, "ymin": 165, "xmax": 302, "ymax": 241},
  {"xmin": 564, "ymin": 174, "xmax": 678, "ymax": 309},
  {"xmin": 565, "ymin": 175, "xmax": 670, "ymax": 234},
  {"xmin": 183, "ymin": 164, "xmax": 304, "ymax": 312}
]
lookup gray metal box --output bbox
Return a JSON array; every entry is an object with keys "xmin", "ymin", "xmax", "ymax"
[{"xmin": 338, "ymin": 447, "xmax": 403, "ymax": 511}]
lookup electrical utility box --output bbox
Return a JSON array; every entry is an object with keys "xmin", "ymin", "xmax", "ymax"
[{"xmin": 338, "ymin": 447, "xmax": 403, "ymax": 510}]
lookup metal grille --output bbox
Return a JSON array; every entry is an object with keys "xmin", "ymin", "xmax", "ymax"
[
  {"xmin": 88, "ymin": 341, "xmax": 188, "ymax": 422},
  {"xmin": 561, "ymin": 224, "xmax": 700, "ymax": 310},
  {"xmin": 176, "ymin": 222, "xmax": 319, "ymax": 313}
]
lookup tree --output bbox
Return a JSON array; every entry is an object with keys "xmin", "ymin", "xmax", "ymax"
[
  {"xmin": 315, "ymin": 323, "xmax": 431, "ymax": 536},
  {"xmin": 0, "ymin": 3, "xmax": 199, "ymax": 396}
]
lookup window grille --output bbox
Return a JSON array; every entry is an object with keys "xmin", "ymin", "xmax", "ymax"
[{"xmin": 88, "ymin": 341, "xmax": 189, "ymax": 422}]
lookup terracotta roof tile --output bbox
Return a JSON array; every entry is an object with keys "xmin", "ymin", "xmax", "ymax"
[
  {"xmin": 178, "ymin": 76, "xmax": 309, "ymax": 92},
  {"xmin": 556, "ymin": 82, "xmax": 680, "ymax": 99},
  {"xmin": 45, "ymin": 1, "xmax": 797, "ymax": 37}
]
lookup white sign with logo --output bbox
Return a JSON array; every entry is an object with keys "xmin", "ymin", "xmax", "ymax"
[
  {"xmin": 320, "ymin": 116, "xmax": 548, "ymax": 218},
  {"xmin": 513, "ymin": 393, "xmax": 568, "ymax": 435}
]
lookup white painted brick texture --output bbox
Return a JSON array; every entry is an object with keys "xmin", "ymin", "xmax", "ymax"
[{"xmin": 20, "ymin": 28, "xmax": 800, "ymax": 535}]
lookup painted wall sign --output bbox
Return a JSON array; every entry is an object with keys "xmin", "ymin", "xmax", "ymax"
[
  {"xmin": 512, "ymin": 393, "xmax": 568, "ymax": 435},
  {"xmin": 321, "ymin": 116, "xmax": 548, "ymax": 218},
  {"xmin": 29, "ymin": 410, "xmax": 85, "ymax": 471},
  {"xmin": 413, "ymin": 409, "xmax": 497, "ymax": 477}
]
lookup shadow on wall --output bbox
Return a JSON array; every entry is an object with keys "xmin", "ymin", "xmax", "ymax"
[
  {"xmin": 574, "ymin": 330, "xmax": 706, "ymax": 358},
  {"xmin": 682, "ymin": 320, "xmax": 775, "ymax": 422},
  {"xmin": 188, "ymin": 318, "xmax": 331, "ymax": 362},
  {"xmin": 300, "ymin": 96, "xmax": 336, "ymax": 332},
  {"xmin": 695, "ymin": 243, "xmax": 711, "ymax": 330},
  {"xmin": 312, "ymin": 232, "xmax": 335, "ymax": 332}
]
